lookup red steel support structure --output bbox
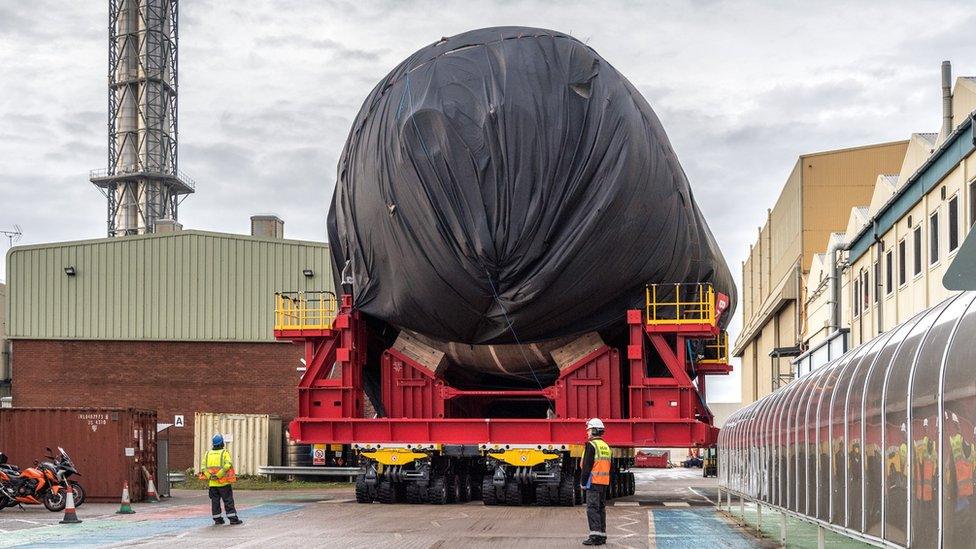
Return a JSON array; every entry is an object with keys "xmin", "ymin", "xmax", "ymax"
[{"xmin": 279, "ymin": 285, "xmax": 731, "ymax": 449}]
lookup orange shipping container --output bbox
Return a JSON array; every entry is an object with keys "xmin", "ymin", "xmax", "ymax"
[{"xmin": 0, "ymin": 408, "xmax": 157, "ymax": 502}]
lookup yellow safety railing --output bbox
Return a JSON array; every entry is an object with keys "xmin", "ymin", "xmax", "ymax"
[
  {"xmin": 645, "ymin": 283, "xmax": 716, "ymax": 325},
  {"xmin": 274, "ymin": 291, "xmax": 338, "ymax": 330},
  {"xmin": 699, "ymin": 330, "xmax": 730, "ymax": 364}
]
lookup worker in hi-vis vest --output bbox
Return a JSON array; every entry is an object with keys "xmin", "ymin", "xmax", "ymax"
[
  {"xmin": 579, "ymin": 418, "xmax": 612, "ymax": 546},
  {"xmin": 200, "ymin": 433, "xmax": 242, "ymax": 525}
]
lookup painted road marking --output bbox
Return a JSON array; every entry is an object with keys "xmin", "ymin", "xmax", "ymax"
[
  {"xmin": 662, "ymin": 501, "xmax": 690, "ymax": 507},
  {"xmin": 317, "ymin": 498, "xmax": 354, "ymax": 504},
  {"xmin": 614, "ymin": 501, "xmax": 640, "ymax": 506},
  {"xmin": 648, "ymin": 510, "xmax": 656, "ymax": 547},
  {"xmin": 0, "ymin": 503, "xmax": 301, "ymax": 548}
]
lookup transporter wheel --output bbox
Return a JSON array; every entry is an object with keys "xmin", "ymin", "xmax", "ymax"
[
  {"xmin": 573, "ymin": 469, "xmax": 583, "ymax": 505},
  {"xmin": 405, "ymin": 482, "xmax": 423, "ymax": 504},
  {"xmin": 377, "ymin": 480, "xmax": 397, "ymax": 504},
  {"xmin": 628, "ymin": 472, "xmax": 636, "ymax": 495},
  {"xmin": 355, "ymin": 474, "xmax": 374, "ymax": 504},
  {"xmin": 535, "ymin": 484, "xmax": 553, "ymax": 506},
  {"xmin": 504, "ymin": 481, "xmax": 522, "ymax": 506},
  {"xmin": 482, "ymin": 475, "xmax": 499, "ymax": 506},
  {"xmin": 428, "ymin": 475, "xmax": 449, "ymax": 505},
  {"xmin": 445, "ymin": 472, "xmax": 460, "ymax": 504},
  {"xmin": 558, "ymin": 476, "xmax": 575, "ymax": 506},
  {"xmin": 470, "ymin": 472, "xmax": 483, "ymax": 501},
  {"xmin": 457, "ymin": 472, "xmax": 472, "ymax": 503}
]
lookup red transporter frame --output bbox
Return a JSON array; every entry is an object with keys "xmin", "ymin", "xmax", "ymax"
[{"xmin": 281, "ymin": 291, "xmax": 731, "ymax": 449}]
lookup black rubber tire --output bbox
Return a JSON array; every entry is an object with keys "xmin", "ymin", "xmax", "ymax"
[
  {"xmin": 43, "ymin": 490, "xmax": 67, "ymax": 512},
  {"xmin": 377, "ymin": 480, "xmax": 396, "ymax": 504},
  {"xmin": 68, "ymin": 482, "xmax": 85, "ymax": 508},
  {"xmin": 355, "ymin": 474, "xmax": 374, "ymax": 504},
  {"xmin": 428, "ymin": 475, "xmax": 448, "ymax": 505},
  {"xmin": 470, "ymin": 473, "xmax": 483, "ymax": 501},
  {"xmin": 504, "ymin": 481, "xmax": 522, "ymax": 506},
  {"xmin": 535, "ymin": 484, "xmax": 553, "ymax": 506},
  {"xmin": 558, "ymin": 476, "xmax": 575, "ymax": 506},
  {"xmin": 445, "ymin": 472, "xmax": 459, "ymax": 504},
  {"xmin": 628, "ymin": 472, "xmax": 636, "ymax": 495},
  {"xmin": 482, "ymin": 475, "xmax": 498, "ymax": 506},
  {"xmin": 457, "ymin": 473, "xmax": 472, "ymax": 503},
  {"xmin": 405, "ymin": 482, "xmax": 423, "ymax": 504}
]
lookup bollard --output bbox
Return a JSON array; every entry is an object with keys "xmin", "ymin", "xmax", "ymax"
[
  {"xmin": 757, "ymin": 501, "xmax": 762, "ymax": 532},
  {"xmin": 817, "ymin": 524, "xmax": 825, "ymax": 549},
  {"xmin": 739, "ymin": 495, "xmax": 745, "ymax": 523}
]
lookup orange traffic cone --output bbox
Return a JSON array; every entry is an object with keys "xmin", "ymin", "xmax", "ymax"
[
  {"xmin": 142, "ymin": 466, "xmax": 160, "ymax": 503},
  {"xmin": 59, "ymin": 484, "xmax": 83, "ymax": 524},
  {"xmin": 116, "ymin": 481, "xmax": 135, "ymax": 514}
]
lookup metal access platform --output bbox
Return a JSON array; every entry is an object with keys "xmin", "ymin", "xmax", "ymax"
[{"xmin": 273, "ymin": 283, "xmax": 731, "ymax": 505}]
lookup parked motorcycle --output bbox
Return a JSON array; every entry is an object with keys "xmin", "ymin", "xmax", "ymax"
[{"xmin": 0, "ymin": 447, "xmax": 85, "ymax": 511}]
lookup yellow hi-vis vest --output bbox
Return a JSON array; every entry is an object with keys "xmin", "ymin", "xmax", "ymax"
[
  {"xmin": 200, "ymin": 449, "xmax": 237, "ymax": 487},
  {"xmin": 588, "ymin": 439, "xmax": 612, "ymax": 486}
]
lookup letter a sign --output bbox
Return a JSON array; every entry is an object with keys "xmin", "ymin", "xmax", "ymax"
[{"xmin": 174, "ymin": 415, "xmax": 185, "ymax": 428}]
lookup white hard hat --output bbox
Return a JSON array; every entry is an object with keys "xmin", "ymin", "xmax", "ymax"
[{"xmin": 587, "ymin": 418, "xmax": 605, "ymax": 430}]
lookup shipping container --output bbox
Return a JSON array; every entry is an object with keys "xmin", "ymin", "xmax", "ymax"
[
  {"xmin": 635, "ymin": 450, "xmax": 670, "ymax": 468},
  {"xmin": 0, "ymin": 408, "xmax": 156, "ymax": 502},
  {"xmin": 193, "ymin": 413, "xmax": 281, "ymax": 475}
]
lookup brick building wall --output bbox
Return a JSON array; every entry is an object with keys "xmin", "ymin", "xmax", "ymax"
[{"xmin": 11, "ymin": 339, "xmax": 302, "ymax": 470}]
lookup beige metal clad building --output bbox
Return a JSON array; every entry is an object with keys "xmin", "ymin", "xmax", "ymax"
[
  {"xmin": 842, "ymin": 79, "xmax": 976, "ymax": 348},
  {"xmin": 733, "ymin": 141, "xmax": 909, "ymax": 404},
  {"xmin": 5, "ymin": 230, "xmax": 331, "ymax": 342}
]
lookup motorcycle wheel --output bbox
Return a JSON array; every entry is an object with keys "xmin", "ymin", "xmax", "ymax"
[
  {"xmin": 0, "ymin": 495, "xmax": 10, "ymax": 510},
  {"xmin": 70, "ymin": 482, "xmax": 86, "ymax": 507},
  {"xmin": 43, "ymin": 489, "xmax": 66, "ymax": 512}
]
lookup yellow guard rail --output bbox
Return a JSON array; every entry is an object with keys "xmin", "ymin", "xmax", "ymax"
[
  {"xmin": 274, "ymin": 291, "xmax": 338, "ymax": 330},
  {"xmin": 645, "ymin": 283, "xmax": 716, "ymax": 326}
]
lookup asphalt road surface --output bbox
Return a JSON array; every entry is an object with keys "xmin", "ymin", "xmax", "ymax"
[{"xmin": 0, "ymin": 468, "xmax": 768, "ymax": 548}]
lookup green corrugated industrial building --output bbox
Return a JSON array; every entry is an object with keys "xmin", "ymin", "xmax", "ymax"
[
  {"xmin": 4, "ymin": 220, "xmax": 334, "ymax": 468},
  {"xmin": 6, "ymin": 229, "xmax": 332, "ymax": 341}
]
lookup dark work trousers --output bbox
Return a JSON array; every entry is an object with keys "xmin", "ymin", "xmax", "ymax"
[
  {"xmin": 585, "ymin": 485, "xmax": 608, "ymax": 537},
  {"xmin": 209, "ymin": 485, "xmax": 239, "ymax": 521}
]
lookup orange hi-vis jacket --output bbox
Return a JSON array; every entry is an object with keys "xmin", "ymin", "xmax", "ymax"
[
  {"xmin": 200, "ymin": 449, "xmax": 237, "ymax": 487},
  {"xmin": 588, "ymin": 439, "xmax": 612, "ymax": 486}
]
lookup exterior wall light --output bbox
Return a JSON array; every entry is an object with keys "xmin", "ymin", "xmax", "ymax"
[
  {"xmin": 302, "ymin": 269, "xmax": 314, "ymax": 277},
  {"xmin": 64, "ymin": 266, "xmax": 77, "ymax": 276}
]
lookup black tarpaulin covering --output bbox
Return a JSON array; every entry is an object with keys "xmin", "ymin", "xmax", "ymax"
[{"xmin": 329, "ymin": 26, "xmax": 736, "ymax": 345}]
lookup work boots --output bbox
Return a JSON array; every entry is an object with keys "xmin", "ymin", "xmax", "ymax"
[
  {"xmin": 581, "ymin": 535, "xmax": 606, "ymax": 545},
  {"xmin": 213, "ymin": 518, "xmax": 225, "ymax": 526},
  {"xmin": 229, "ymin": 518, "xmax": 244, "ymax": 526}
]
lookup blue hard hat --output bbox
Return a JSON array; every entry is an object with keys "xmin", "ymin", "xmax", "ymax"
[{"xmin": 212, "ymin": 433, "xmax": 224, "ymax": 447}]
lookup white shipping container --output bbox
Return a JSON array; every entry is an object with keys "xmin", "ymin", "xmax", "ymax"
[{"xmin": 193, "ymin": 413, "xmax": 282, "ymax": 476}]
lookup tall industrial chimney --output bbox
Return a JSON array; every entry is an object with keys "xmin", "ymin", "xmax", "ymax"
[
  {"xmin": 941, "ymin": 60, "xmax": 953, "ymax": 138},
  {"xmin": 90, "ymin": 0, "xmax": 194, "ymax": 237}
]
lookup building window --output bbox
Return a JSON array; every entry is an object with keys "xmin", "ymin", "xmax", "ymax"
[
  {"xmin": 853, "ymin": 278, "xmax": 860, "ymax": 316},
  {"xmin": 885, "ymin": 250, "xmax": 893, "ymax": 295},
  {"xmin": 930, "ymin": 211, "xmax": 940, "ymax": 265},
  {"xmin": 949, "ymin": 195, "xmax": 960, "ymax": 252},
  {"xmin": 873, "ymin": 260, "xmax": 880, "ymax": 303},
  {"xmin": 914, "ymin": 226, "xmax": 923, "ymax": 275},
  {"xmin": 970, "ymin": 179, "xmax": 976, "ymax": 228},
  {"xmin": 898, "ymin": 239, "xmax": 907, "ymax": 286},
  {"xmin": 862, "ymin": 269, "xmax": 869, "ymax": 309}
]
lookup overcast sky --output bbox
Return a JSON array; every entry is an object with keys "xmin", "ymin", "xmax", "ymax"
[{"xmin": 1, "ymin": 1, "xmax": 973, "ymax": 401}]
